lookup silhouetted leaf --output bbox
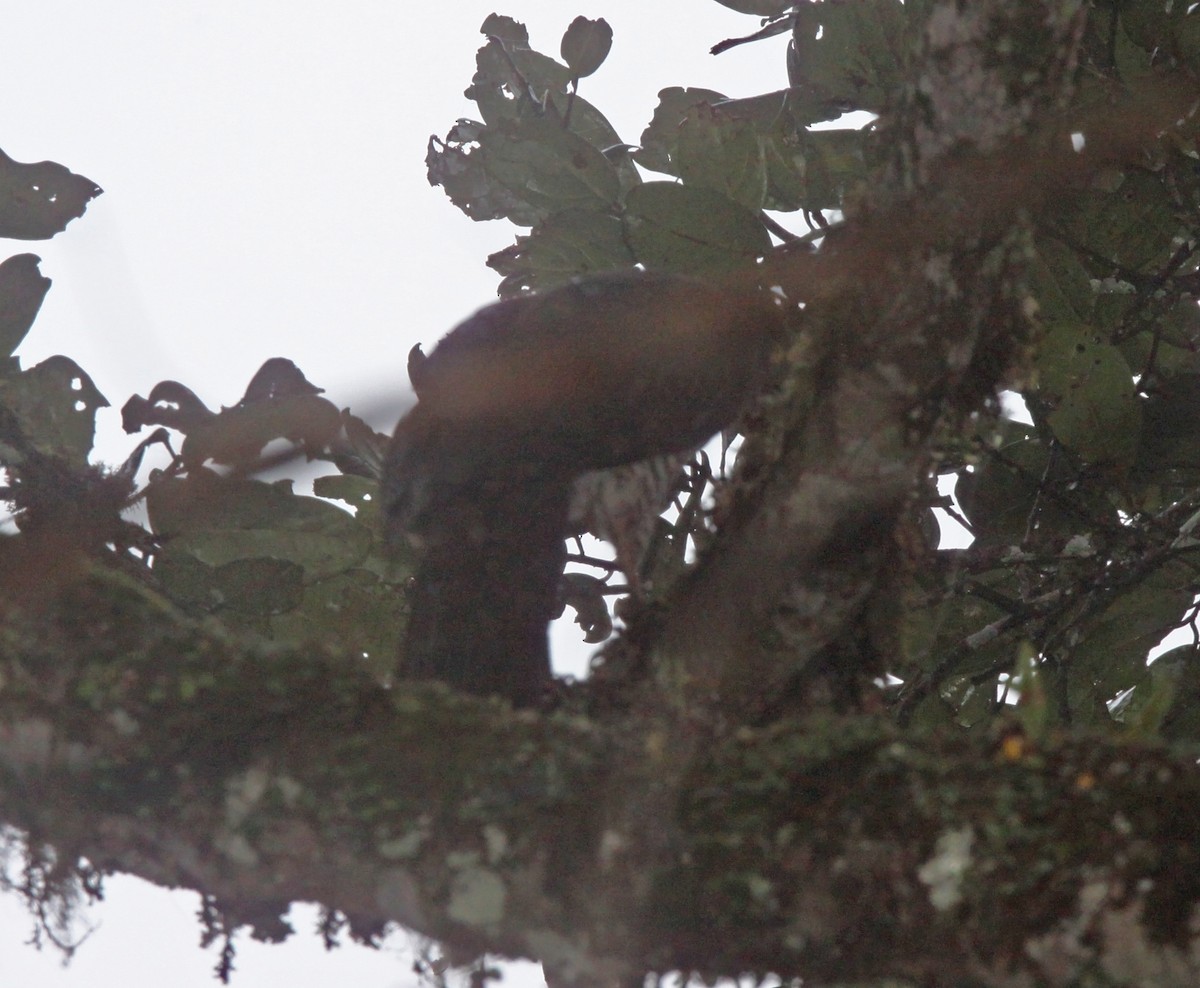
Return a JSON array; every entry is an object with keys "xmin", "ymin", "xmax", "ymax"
[
  {"xmin": 561, "ymin": 17, "xmax": 613, "ymax": 79},
  {"xmin": 560, "ymin": 572, "xmax": 612, "ymax": 643},
  {"xmin": 121, "ymin": 381, "xmax": 214, "ymax": 434},
  {"xmin": 1029, "ymin": 238, "xmax": 1094, "ymax": 324},
  {"xmin": 0, "ymin": 150, "xmax": 102, "ymax": 240},
  {"xmin": 180, "ymin": 394, "xmax": 341, "ymax": 469},
  {"xmin": 0, "ymin": 355, "xmax": 108, "ymax": 467},
  {"xmin": 479, "ymin": 13, "xmax": 529, "ymax": 50},
  {"xmin": 235, "ymin": 358, "xmax": 323, "ymax": 405},
  {"xmin": 1067, "ymin": 562, "xmax": 1194, "ymax": 719},
  {"xmin": 0, "ymin": 254, "xmax": 50, "ymax": 358}
]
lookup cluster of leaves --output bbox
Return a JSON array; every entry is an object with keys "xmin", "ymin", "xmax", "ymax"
[
  {"xmin": 426, "ymin": 4, "xmax": 1200, "ymax": 738},
  {"xmin": 0, "ymin": 154, "xmax": 411, "ymax": 682},
  {"xmin": 894, "ymin": 2, "xmax": 1200, "ymax": 736},
  {"xmin": 427, "ymin": 12, "xmax": 876, "ymax": 296}
]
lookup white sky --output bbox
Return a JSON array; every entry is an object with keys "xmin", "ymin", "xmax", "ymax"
[{"xmin": 0, "ymin": 2, "xmax": 791, "ymax": 986}]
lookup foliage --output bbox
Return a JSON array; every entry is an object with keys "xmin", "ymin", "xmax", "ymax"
[{"xmin": 2, "ymin": 1, "xmax": 1200, "ymax": 986}]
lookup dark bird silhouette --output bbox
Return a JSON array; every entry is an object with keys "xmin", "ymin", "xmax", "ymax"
[{"xmin": 384, "ymin": 271, "xmax": 783, "ymax": 705}]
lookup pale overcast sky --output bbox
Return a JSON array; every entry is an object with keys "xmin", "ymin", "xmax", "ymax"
[{"xmin": 0, "ymin": 3, "xmax": 787, "ymax": 985}]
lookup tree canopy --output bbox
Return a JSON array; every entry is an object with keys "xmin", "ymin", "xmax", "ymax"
[{"xmin": 3, "ymin": 1, "xmax": 1200, "ymax": 985}]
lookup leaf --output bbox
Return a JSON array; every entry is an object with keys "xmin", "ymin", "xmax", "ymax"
[
  {"xmin": 488, "ymin": 208, "xmax": 634, "ymax": 295},
  {"xmin": 468, "ymin": 28, "xmax": 630, "ymax": 161},
  {"xmin": 235, "ymin": 358, "xmax": 323, "ymax": 404},
  {"xmin": 1049, "ymin": 170, "xmax": 1184, "ymax": 273},
  {"xmin": 121, "ymin": 380, "xmax": 214, "ymax": 434},
  {"xmin": 328, "ymin": 410, "xmax": 390, "ymax": 481},
  {"xmin": 636, "ymin": 87, "xmax": 729, "ymax": 176},
  {"xmin": 0, "ymin": 150, "xmax": 103, "ymax": 240},
  {"xmin": 1066, "ymin": 562, "xmax": 1194, "ymax": 717},
  {"xmin": 147, "ymin": 471, "xmax": 372, "ymax": 579},
  {"xmin": 776, "ymin": 128, "xmax": 866, "ymax": 212},
  {"xmin": 180, "ymin": 393, "xmax": 341, "ymax": 469},
  {"xmin": 267, "ymin": 569, "xmax": 409, "ymax": 680},
  {"xmin": 674, "ymin": 102, "xmax": 769, "ymax": 210},
  {"xmin": 215, "ymin": 557, "xmax": 306, "ymax": 616},
  {"xmin": 787, "ymin": 0, "xmax": 911, "ymax": 113},
  {"xmin": 560, "ymin": 17, "xmax": 613, "ymax": 79},
  {"xmin": 955, "ymin": 425, "xmax": 1119, "ymax": 545},
  {"xmin": 637, "ymin": 88, "xmax": 860, "ymax": 212},
  {"xmin": 468, "ymin": 40, "xmax": 571, "ymax": 127},
  {"xmin": 485, "ymin": 118, "xmax": 622, "ymax": 218},
  {"xmin": 428, "ymin": 117, "xmax": 622, "ymax": 226},
  {"xmin": 479, "ymin": 13, "xmax": 529, "ymax": 50},
  {"xmin": 560, "ymin": 572, "xmax": 613, "ymax": 644},
  {"xmin": 0, "ymin": 355, "xmax": 108, "ymax": 467},
  {"xmin": 0, "ymin": 254, "xmax": 51, "ymax": 358},
  {"xmin": 1028, "ymin": 238, "xmax": 1094, "ymax": 325},
  {"xmin": 622, "ymin": 182, "xmax": 770, "ymax": 273},
  {"xmin": 1036, "ymin": 322, "xmax": 1141, "ymax": 470}
]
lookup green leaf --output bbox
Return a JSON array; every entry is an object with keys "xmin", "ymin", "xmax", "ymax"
[
  {"xmin": 1036, "ymin": 322, "xmax": 1141, "ymax": 469},
  {"xmin": 622, "ymin": 181, "xmax": 770, "ymax": 273},
  {"xmin": 0, "ymin": 355, "xmax": 108, "ymax": 467},
  {"xmin": 488, "ymin": 208, "xmax": 635, "ymax": 295},
  {"xmin": 560, "ymin": 17, "xmax": 613, "ymax": 79},
  {"xmin": 637, "ymin": 88, "xmax": 861, "ymax": 212},
  {"xmin": 267, "ymin": 569, "xmax": 409, "ymax": 680},
  {"xmin": 787, "ymin": 0, "xmax": 911, "ymax": 113},
  {"xmin": 215, "ymin": 557, "xmax": 306, "ymax": 616},
  {"xmin": 0, "ymin": 254, "xmax": 51, "ymax": 359},
  {"xmin": 428, "ymin": 117, "xmax": 622, "ymax": 226},
  {"xmin": 1028, "ymin": 238, "xmax": 1094, "ymax": 325},
  {"xmin": 427, "ymin": 123, "xmax": 540, "ymax": 225},
  {"xmin": 1066, "ymin": 562, "xmax": 1194, "ymax": 717},
  {"xmin": 147, "ymin": 471, "xmax": 372, "ymax": 579},
  {"xmin": 636, "ymin": 87, "xmax": 729, "ymax": 176},
  {"xmin": 1049, "ymin": 170, "xmax": 1184, "ymax": 273},
  {"xmin": 0, "ymin": 150, "xmax": 102, "ymax": 240},
  {"xmin": 777, "ymin": 128, "xmax": 866, "ymax": 212},
  {"xmin": 468, "ymin": 41, "xmax": 571, "ymax": 128},
  {"xmin": 956, "ymin": 425, "xmax": 1119, "ymax": 545},
  {"xmin": 486, "ymin": 118, "xmax": 622, "ymax": 218},
  {"xmin": 674, "ymin": 102, "xmax": 769, "ymax": 210}
]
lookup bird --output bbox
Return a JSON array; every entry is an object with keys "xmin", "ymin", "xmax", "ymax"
[{"xmin": 384, "ymin": 270, "xmax": 784, "ymax": 705}]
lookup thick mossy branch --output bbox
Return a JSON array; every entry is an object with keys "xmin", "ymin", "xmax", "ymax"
[{"xmin": 4, "ymin": 571, "xmax": 1200, "ymax": 986}]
